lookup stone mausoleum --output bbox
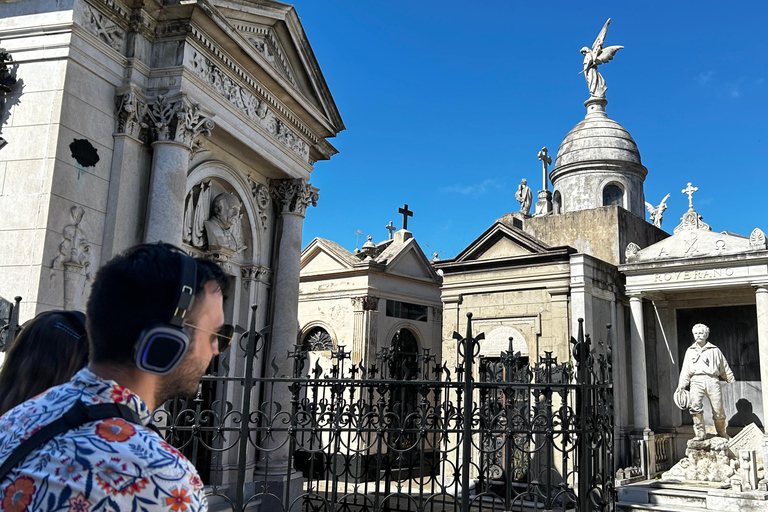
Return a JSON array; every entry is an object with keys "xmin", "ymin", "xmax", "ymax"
[{"xmin": 0, "ymin": 0, "xmax": 343, "ymax": 361}]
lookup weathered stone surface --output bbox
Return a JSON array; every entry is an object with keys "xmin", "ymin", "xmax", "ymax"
[
  {"xmin": 661, "ymin": 437, "xmax": 736, "ymax": 483},
  {"xmin": 728, "ymin": 423, "xmax": 765, "ymax": 464}
]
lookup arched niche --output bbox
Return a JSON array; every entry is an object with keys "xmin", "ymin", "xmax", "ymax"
[
  {"xmin": 553, "ymin": 190, "xmax": 563, "ymax": 214},
  {"xmin": 301, "ymin": 323, "xmax": 337, "ymax": 352},
  {"xmin": 185, "ymin": 161, "xmax": 269, "ymax": 267},
  {"xmin": 480, "ymin": 325, "xmax": 529, "ymax": 358}
]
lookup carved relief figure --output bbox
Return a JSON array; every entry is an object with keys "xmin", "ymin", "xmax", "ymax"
[
  {"xmin": 675, "ymin": 323, "xmax": 735, "ymax": 440},
  {"xmin": 580, "ymin": 19, "xmax": 623, "ymax": 98},
  {"xmin": 515, "ymin": 179, "xmax": 533, "ymax": 215},
  {"xmin": 204, "ymin": 193, "xmax": 247, "ymax": 255}
]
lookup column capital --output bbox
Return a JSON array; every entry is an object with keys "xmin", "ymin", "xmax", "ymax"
[
  {"xmin": 114, "ymin": 87, "xmax": 149, "ymax": 142},
  {"xmin": 753, "ymin": 284, "xmax": 768, "ymax": 293},
  {"xmin": 145, "ymin": 94, "xmax": 214, "ymax": 148},
  {"xmin": 269, "ymin": 178, "xmax": 319, "ymax": 216},
  {"xmin": 628, "ymin": 293, "xmax": 644, "ymax": 302},
  {"xmin": 351, "ymin": 296, "xmax": 379, "ymax": 311}
]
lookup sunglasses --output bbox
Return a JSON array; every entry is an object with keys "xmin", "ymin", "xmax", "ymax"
[{"xmin": 184, "ymin": 322, "xmax": 235, "ymax": 352}]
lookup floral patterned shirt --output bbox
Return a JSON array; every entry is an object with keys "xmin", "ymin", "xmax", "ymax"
[{"xmin": 0, "ymin": 368, "xmax": 206, "ymax": 512}]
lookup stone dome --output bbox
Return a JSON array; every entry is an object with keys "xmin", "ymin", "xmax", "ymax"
[
  {"xmin": 553, "ymin": 114, "xmax": 642, "ymax": 170},
  {"xmin": 548, "ymin": 100, "xmax": 648, "ymax": 217}
]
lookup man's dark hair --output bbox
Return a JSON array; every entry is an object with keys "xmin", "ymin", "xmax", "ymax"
[{"xmin": 86, "ymin": 243, "xmax": 229, "ymax": 366}]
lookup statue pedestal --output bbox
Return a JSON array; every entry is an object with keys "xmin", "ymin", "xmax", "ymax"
[
  {"xmin": 534, "ymin": 190, "xmax": 552, "ymax": 217},
  {"xmin": 661, "ymin": 437, "xmax": 736, "ymax": 483}
]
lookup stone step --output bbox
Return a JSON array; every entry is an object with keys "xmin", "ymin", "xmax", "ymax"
[
  {"xmin": 647, "ymin": 488, "xmax": 708, "ymax": 508},
  {"xmin": 616, "ymin": 501, "xmax": 711, "ymax": 512}
]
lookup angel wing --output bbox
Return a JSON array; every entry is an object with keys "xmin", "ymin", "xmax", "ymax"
[
  {"xmin": 182, "ymin": 193, "xmax": 193, "ymax": 243},
  {"xmin": 591, "ymin": 18, "xmax": 612, "ymax": 54},
  {"xmin": 596, "ymin": 45, "xmax": 623, "ymax": 65},
  {"xmin": 645, "ymin": 201, "xmax": 656, "ymax": 215},
  {"xmin": 658, "ymin": 193, "xmax": 671, "ymax": 209},
  {"xmin": 192, "ymin": 180, "xmax": 210, "ymax": 247}
]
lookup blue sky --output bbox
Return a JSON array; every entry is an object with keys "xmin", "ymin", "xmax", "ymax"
[{"xmin": 294, "ymin": 1, "xmax": 767, "ymax": 258}]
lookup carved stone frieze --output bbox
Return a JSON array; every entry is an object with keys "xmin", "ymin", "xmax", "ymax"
[
  {"xmin": 189, "ymin": 51, "xmax": 309, "ymax": 161},
  {"xmin": 145, "ymin": 95, "xmax": 214, "ymax": 148},
  {"xmin": 81, "ymin": 4, "xmax": 124, "ymax": 50},
  {"xmin": 269, "ymin": 178, "xmax": 318, "ymax": 216},
  {"xmin": 235, "ymin": 23, "xmax": 297, "ymax": 86},
  {"xmin": 249, "ymin": 177, "xmax": 271, "ymax": 230}
]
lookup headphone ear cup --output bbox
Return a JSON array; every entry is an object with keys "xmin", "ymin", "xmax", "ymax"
[{"xmin": 134, "ymin": 325, "xmax": 190, "ymax": 375}]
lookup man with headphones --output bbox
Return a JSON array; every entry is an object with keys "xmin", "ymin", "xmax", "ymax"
[{"xmin": 0, "ymin": 243, "xmax": 232, "ymax": 511}]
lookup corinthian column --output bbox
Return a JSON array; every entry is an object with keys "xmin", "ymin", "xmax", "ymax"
[
  {"xmin": 144, "ymin": 95, "xmax": 214, "ymax": 246},
  {"xmin": 253, "ymin": 178, "xmax": 318, "ymax": 500}
]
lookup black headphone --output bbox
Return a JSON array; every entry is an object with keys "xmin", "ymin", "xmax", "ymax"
[{"xmin": 133, "ymin": 251, "xmax": 197, "ymax": 375}]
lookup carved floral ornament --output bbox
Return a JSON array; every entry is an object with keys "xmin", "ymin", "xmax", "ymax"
[
  {"xmin": 248, "ymin": 176, "xmax": 271, "ymax": 230},
  {"xmin": 114, "ymin": 91, "xmax": 214, "ymax": 149},
  {"xmin": 269, "ymin": 178, "xmax": 319, "ymax": 216},
  {"xmin": 188, "ymin": 51, "xmax": 310, "ymax": 161}
]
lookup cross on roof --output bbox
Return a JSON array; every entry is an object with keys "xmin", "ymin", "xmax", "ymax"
[
  {"xmin": 398, "ymin": 204, "xmax": 413, "ymax": 230},
  {"xmin": 385, "ymin": 221, "xmax": 396, "ymax": 240},
  {"xmin": 538, "ymin": 147, "xmax": 552, "ymax": 191},
  {"xmin": 682, "ymin": 182, "xmax": 698, "ymax": 210}
]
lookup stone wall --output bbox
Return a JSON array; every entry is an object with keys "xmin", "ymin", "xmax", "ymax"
[{"xmin": 522, "ymin": 205, "xmax": 668, "ymax": 266}]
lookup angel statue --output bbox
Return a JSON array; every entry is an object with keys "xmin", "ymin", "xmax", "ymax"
[
  {"xmin": 580, "ymin": 18, "xmax": 623, "ymax": 99},
  {"xmin": 645, "ymin": 193, "xmax": 670, "ymax": 229}
]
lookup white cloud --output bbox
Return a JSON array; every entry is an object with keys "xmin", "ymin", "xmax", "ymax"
[
  {"xmin": 440, "ymin": 179, "xmax": 499, "ymax": 196},
  {"xmin": 696, "ymin": 71, "xmax": 713, "ymax": 86}
]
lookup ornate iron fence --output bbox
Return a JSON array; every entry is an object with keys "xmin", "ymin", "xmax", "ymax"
[{"xmin": 156, "ymin": 309, "xmax": 614, "ymax": 512}]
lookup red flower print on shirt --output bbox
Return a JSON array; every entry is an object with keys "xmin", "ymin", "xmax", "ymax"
[
  {"xmin": 188, "ymin": 474, "xmax": 203, "ymax": 491},
  {"xmin": 67, "ymin": 493, "xmax": 91, "ymax": 512},
  {"xmin": 109, "ymin": 385, "xmax": 132, "ymax": 404},
  {"xmin": 95, "ymin": 418, "xmax": 136, "ymax": 442},
  {"xmin": 166, "ymin": 488, "xmax": 191, "ymax": 511},
  {"xmin": 1, "ymin": 476, "xmax": 35, "ymax": 512}
]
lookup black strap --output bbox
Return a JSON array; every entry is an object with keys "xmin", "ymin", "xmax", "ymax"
[{"xmin": 0, "ymin": 401, "xmax": 158, "ymax": 481}]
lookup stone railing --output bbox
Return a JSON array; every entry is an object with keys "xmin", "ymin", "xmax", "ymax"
[{"xmin": 653, "ymin": 433, "xmax": 674, "ymax": 476}]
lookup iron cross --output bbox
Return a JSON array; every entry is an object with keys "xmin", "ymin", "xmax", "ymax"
[
  {"xmin": 398, "ymin": 204, "xmax": 413, "ymax": 230},
  {"xmin": 682, "ymin": 182, "xmax": 698, "ymax": 210},
  {"xmin": 385, "ymin": 221, "xmax": 396, "ymax": 239}
]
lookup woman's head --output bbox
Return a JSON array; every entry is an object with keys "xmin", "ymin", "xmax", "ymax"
[{"xmin": 0, "ymin": 310, "xmax": 89, "ymax": 416}]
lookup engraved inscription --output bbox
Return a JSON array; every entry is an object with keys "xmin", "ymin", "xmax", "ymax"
[{"xmin": 653, "ymin": 268, "xmax": 735, "ymax": 282}]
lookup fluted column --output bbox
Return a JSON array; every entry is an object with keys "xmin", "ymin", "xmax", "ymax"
[
  {"xmin": 629, "ymin": 295, "xmax": 649, "ymax": 431},
  {"xmin": 144, "ymin": 95, "xmax": 214, "ymax": 246},
  {"xmin": 351, "ymin": 296, "xmax": 379, "ymax": 369}
]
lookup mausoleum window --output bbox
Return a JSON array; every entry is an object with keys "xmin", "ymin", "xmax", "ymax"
[
  {"xmin": 602, "ymin": 183, "xmax": 624, "ymax": 207},
  {"xmin": 386, "ymin": 300, "xmax": 428, "ymax": 322},
  {"xmin": 553, "ymin": 191, "xmax": 563, "ymax": 214},
  {"xmin": 302, "ymin": 327, "xmax": 333, "ymax": 351}
]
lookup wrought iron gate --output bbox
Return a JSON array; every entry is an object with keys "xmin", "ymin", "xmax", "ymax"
[{"xmin": 157, "ymin": 310, "xmax": 614, "ymax": 511}]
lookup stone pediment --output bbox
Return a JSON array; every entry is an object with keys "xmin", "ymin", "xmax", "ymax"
[
  {"xmin": 210, "ymin": 0, "xmax": 344, "ymax": 131},
  {"xmin": 383, "ymin": 241, "xmax": 440, "ymax": 281},
  {"xmin": 454, "ymin": 222, "xmax": 551, "ymax": 263},
  {"xmin": 234, "ymin": 23, "xmax": 298, "ymax": 88},
  {"xmin": 301, "ymin": 238, "xmax": 357, "ymax": 274},
  {"xmin": 626, "ymin": 228, "xmax": 767, "ymax": 263}
]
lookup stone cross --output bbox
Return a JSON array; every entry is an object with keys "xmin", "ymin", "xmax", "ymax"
[
  {"xmin": 682, "ymin": 182, "xmax": 698, "ymax": 210},
  {"xmin": 538, "ymin": 147, "xmax": 552, "ymax": 191},
  {"xmin": 385, "ymin": 221, "xmax": 396, "ymax": 239},
  {"xmin": 398, "ymin": 204, "xmax": 413, "ymax": 230}
]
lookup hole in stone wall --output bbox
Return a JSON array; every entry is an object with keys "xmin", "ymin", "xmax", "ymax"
[{"xmin": 69, "ymin": 139, "xmax": 100, "ymax": 168}]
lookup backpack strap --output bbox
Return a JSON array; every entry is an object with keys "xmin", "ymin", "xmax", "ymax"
[{"xmin": 0, "ymin": 400, "xmax": 157, "ymax": 481}]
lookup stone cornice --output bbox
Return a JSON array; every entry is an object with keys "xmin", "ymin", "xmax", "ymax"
[{"xmin": 188, "ymin": 25, "xmax": 318, "ymax": 145}]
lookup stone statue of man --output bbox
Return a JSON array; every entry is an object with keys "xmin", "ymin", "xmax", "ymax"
[
  {"xmin": 676, "ymin": 323, "xmax": 735, "ymax": 440},
  {"xmin": 515, "ymin": 179, "xmax": 533, "ymax": 215},
  {"xmin": 204, "ymin": 192, "xmax": 245, "ymax": 254}
]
